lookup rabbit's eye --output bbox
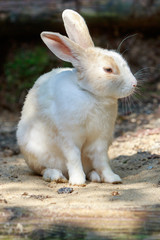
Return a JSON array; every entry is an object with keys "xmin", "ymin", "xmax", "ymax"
[{"xmin": 103, "ymin": 67, "xmax": 113, "ymax": 73}]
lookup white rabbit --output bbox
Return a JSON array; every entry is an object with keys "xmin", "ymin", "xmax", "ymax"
[{"xmin": 17, "ymin": 9, "xmax": 137, "ymax": 185}]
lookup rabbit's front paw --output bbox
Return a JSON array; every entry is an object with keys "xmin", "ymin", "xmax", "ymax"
[
  {"xmin": 102, "ymin": 173, "xmax": 122, "ymax": 184},
  {"xmin": 42, "ymin": 168, "xmax": 68, "ymax": 183},
  {"xmin": 69, "ymin": 172, "xmax": 86, "ymax": 185},
  {"xmin": 87, "ymin": 170, "xmax": 101, "ymax": 182}
]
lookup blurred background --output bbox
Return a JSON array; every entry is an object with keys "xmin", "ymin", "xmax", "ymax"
[{"xmin": 0, "ymin": 0, "xmax": 160, "ymax": 111}]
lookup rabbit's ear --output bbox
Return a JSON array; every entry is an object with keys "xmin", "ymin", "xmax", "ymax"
[
  {"xmin": 62, "ymin": 9, "xmax": 94, "ymax": 48},
  {"xmin": 41, "ymin": 32, "xmax": 83, "ymax": 66}
]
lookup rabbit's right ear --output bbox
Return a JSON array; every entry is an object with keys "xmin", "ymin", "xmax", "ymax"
[
  {"xmin": 41, "ymin": 32, "xmax": 83, "ymax": 67},
  {"xmin": 62, "ymin": 9, "xmax": 94, "ymax": 48}
]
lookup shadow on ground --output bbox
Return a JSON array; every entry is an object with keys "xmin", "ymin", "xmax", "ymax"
[{"xmin": 1, "ymin": 204, "xmax": 160, "ymax": 240}]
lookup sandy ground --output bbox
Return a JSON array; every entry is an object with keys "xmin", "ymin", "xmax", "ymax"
[
  {"xmin": 1, "ymin": 128, "xmax": 160, "ymax": 210},
  {"xmin": 0, "ymin": 102, "xmax": 160, "ymax": 239}
]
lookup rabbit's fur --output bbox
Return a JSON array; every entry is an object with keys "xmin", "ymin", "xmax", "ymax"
[{"xmin": 17, "ymin": 9, "xmax": 137, "ymax": 185}]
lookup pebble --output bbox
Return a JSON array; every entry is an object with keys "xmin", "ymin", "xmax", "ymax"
[
  {"xmin": 16, "ymin": 223, "xmax": 23, "ymax": 233},
  {"xmin": 111, "ymin": 191, "xmax": 119, "ymax": 196},
  {"xmin": 147, "ymin": 165, "xmax": 153, "ymax": 170},
  {"xmin": 57, "ymin": 187, "xmax": 73, "ymax": 194},
  {"xmin": 0, "ymin": 199, "xmax": 8, "ymax": 204},
  {"xmin": 21, "ymin": 192, "xmax": 28, "ymax": 196}
]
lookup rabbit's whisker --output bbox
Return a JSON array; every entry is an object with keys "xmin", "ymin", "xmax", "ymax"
[{"xmin": 117, "ymin": 34, "xmax": 137, "ymax": 53}]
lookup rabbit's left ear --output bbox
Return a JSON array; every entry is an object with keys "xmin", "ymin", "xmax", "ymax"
[{"xmin": 62, "ymin": 9, "xmax": 94, "ymax": 48}]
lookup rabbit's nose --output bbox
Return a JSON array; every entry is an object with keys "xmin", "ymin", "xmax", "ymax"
[{"xmin": 132, "ymin": 78, "xmax": 137, "ymax": 87}]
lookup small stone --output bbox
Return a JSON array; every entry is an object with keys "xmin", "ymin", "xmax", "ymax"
[
  {"xmin": 22, "ymin": 192, "xmax": 28, "ymax": 196},
  {"xmin": 16, "ymin": 223, "xmax": 23, "ymax": 233},
  {"xmin": 130, "ymin": 118, "xmax": 136, "ymax": 123},
  {"xmin": 57, "ymin": 187, "xmax": 73, "ymax": 194},
  {"xmin": 111, "ymin": 191, "xmax": 119, "ymax": 196},
  {"xmin": 147, "ymin": 165, "xmax": 153, "ymax": 170},
  {"xmin": 0, "ymin": 199, "xmax": 7, "ymax": 204}
]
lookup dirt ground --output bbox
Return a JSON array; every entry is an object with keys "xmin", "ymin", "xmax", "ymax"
[{"xmin": 0, "ymin": 95, "xmax": 160, "ymax": 239}]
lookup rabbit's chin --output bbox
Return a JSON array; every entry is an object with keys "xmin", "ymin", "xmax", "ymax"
[
  {"xmin": 116, "ymin": 88, "xmax": 135, "ymax": 99},
  {"xmin": 118, "ymin": 93, "xmax": 133, "ymax": 99}
]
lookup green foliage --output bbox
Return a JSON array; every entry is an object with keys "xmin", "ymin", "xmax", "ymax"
[
  {"xmin": 4, "ymin": 46, "xmax": 50, "ymax": 92},
  {"xmin": 3, "ymin": 46, "xmax": 51, "ymax": 107}
]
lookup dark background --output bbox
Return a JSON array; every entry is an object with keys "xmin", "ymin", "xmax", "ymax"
[{"xmin": 0, "ymin": 0, "xmax": 160, "ymax": 111}]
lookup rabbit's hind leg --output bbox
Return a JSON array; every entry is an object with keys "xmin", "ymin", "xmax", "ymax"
[
  {"xmin": 42, "ymin": 168, "xmax": 68, "ymax": 183},
  {"xmin": 87, "ymin": 170, "xmax": 101, "ymax": 183}
]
